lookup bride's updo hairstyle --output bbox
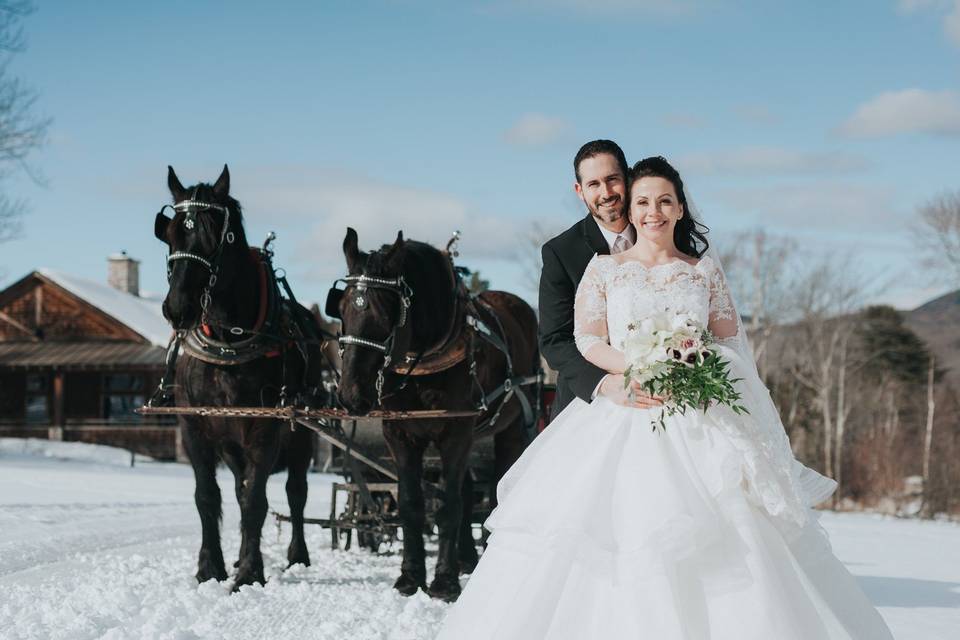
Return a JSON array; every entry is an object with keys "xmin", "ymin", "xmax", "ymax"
[{"xmin": 629, "ymin": 156, "xmax": 710, "ymax": 258}]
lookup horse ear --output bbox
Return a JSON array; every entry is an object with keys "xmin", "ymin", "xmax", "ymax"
[
  {"xmin": 343, "ymin": 227, "xmax": 360, "ymax": 270},
  {"xmin": 155, "ymin": 211, "xmax": 172, "ymax": 243},
  {"xmin": 384, "ymin": 231, "xmax": 405, "ymax": 271},
  {"xmin": 167, "ymin": 166, "xmax": 186, "ymax": 201},
  {"xmin": 213, "ymin": 164, "xmax": 230, "ymax": 197}
]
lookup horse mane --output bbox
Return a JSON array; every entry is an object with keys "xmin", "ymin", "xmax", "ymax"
[{"xmin": 366, "ymin": 238, "xmax": 457, "ymax": 350}]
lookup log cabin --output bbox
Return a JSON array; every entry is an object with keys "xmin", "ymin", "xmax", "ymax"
[{"xmin": 0, "ymin": 253, "xmax": 179, "ymax": 459}]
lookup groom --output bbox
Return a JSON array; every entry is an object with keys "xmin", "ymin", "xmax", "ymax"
[{"xmin": 539, "ymin": 139, "xmax": 662, "ymax": 420}]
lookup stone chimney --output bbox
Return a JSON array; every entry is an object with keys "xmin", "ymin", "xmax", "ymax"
[{"xmin": 108, "ymin": 252, "xmax": 140, "ymax": 297}]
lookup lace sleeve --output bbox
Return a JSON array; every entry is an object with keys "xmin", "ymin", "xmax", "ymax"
[
  {"xmin": 706, "ymin": 259, "xmax": 742, "ymax": 349},
  {"xmin": 574, "ymin": 256, "xmax": 609, "ymax": 356}
]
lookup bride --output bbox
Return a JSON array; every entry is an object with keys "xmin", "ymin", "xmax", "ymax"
[{"xmin": 436, "ymin": 156, "xmax": 894, "ymax": 639}]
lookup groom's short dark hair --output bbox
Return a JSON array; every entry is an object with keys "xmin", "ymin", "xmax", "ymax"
[{"xmin": 574, "ymin": 140, "xmax": 629, "ymax": 184}]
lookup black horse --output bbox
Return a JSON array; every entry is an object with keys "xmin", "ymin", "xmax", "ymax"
[
  {"xmin": 333, "ymin": 228, "xmax": 539, "ymax": 601},
  {"xmin": 154, "ymin": 165, "xmax": 321, "ymax": 590}
]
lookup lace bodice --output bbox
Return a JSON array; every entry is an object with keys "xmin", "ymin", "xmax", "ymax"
[{"xmin": 574, "ymin": 254, "xmax": 739, "ymax": 357}]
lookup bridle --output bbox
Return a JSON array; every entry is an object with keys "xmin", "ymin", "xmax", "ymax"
[
  {"xmin": 326, "ymin": 273, "xmax": 415, "ymax": 404},
  {"xmin": 159, "ymin": 188, "xmax": 236, "ymax": 325}
]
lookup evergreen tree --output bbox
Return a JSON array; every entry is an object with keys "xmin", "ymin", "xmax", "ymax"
[{"xmin": 857, "ymin": 305, "xmax": 939, "ymax": 385}]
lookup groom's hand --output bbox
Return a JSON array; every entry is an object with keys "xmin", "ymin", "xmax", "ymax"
[{"xmin": 598, "ymin": 375, "xmax": 664, "ymax": 408}]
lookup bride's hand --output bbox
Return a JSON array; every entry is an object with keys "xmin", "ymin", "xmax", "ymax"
[{"xmin": 598, "ymin": 376, "xmax": 665, "ymax": 409}]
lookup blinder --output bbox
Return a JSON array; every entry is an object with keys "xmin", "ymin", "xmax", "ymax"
[
  {"xmin": 324, "ymin": 284, "xmax": 345, "ymax": 320},
  {"xmin": 332, "ymin": 273, "xmax": 414, "ymax": 403},
  {"xmin": 155, "ymin": 209, "xmax": 172, "ymax": 242}
]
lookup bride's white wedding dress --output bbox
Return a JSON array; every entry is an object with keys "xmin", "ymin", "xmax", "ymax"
[{"xmin": 436, "ymin": 254, "xmax": 894, "ymax": 639}]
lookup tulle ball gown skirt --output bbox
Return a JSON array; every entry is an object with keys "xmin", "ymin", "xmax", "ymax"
[{"xmin": 435, "ymin": 398, "xmax": 894, "ymax": 640}]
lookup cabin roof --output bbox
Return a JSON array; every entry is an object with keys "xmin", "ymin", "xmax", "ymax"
[
  {"xmin": 0, "ymin": 340, "xmax": 165, "ymax": 370},
  {"xmin": 36, "ymin": 269, "xmax": 172, "ymax": 347}
]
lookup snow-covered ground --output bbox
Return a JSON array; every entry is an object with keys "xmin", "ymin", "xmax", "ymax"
[{"xmin": 0, "ymin": 438, "xmax": 958, "ymax": 640}]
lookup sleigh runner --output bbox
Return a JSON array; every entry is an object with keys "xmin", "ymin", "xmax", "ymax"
[{"xmin": 139, "ymin": 373, "xmax": 552, "ymax": 552}]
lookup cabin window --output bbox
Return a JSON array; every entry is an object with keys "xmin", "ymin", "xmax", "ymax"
[
  {"xmin": 102, "ymin": 373, "xmax": 145, "ymax": 423},
  {"xmin": 25, "ymin": 373, "xmax": 49, "ymax": 423}
]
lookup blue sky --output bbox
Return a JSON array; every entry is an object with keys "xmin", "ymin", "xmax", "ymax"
[{"xmin": 1, "ymin": 0, "xmax": 958, "ymax": 310}]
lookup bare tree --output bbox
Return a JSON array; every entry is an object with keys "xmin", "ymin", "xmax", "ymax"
[
  {"xmin": 912, "ymin": 190, "xmax": 960, "ymax": 287},
  {"xmin": 513, "ymin": 219, "xmax": 565, "ymax": 298},
  {"xmin": 921, "ymin": 355, "xmax": 936, "ymax": 516},
  {"xmin": 0, "ymin": 1, "xmax": 48, "ymax": 246},
  {"xmin": 719, "ymin": 229, "xmax": 799, "ymax": 378},
  {"xmin": 783, "ymin": 254, "xmax": 869, "ymax": 480}
]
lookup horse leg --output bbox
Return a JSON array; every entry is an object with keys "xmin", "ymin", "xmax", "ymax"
[
  {"xmin": 183, "ymin": 420, "xmax": 227, "ymax": 583},
  {"xmin": 285, "ymin": 426, "xmax": 313, "ymax": 568},
  {"xmin": 220, "ymin": 444, "xmax": 246, "ymax": 570},
  {"xmin": 427, "ymin": 421, "xmax": 472, "ymax": 602},
  {"xmin": 458, "ymin": 470, "xmax": 479, "ymax": 573},
  {"xmin": 384, "ymin": 423, "xmax": 427, "ymax": 596},
  {"xmin": 232, "ymin": 434, "xmax": 278, "ymax": 590}
]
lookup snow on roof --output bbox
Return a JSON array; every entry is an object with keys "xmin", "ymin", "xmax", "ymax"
[{"xmin": 38, "ymin": 269, "xmax": 172, "ymax": 347}]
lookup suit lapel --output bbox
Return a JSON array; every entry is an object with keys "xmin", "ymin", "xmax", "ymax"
[{"xmin": 579, "ymin": 214, "xmax": 609, "ymax": 256}]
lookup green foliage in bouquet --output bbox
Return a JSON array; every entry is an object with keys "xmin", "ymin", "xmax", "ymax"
[{"xmin": 624, "ymin": 350, "xmax": 749, "ymax": 433}]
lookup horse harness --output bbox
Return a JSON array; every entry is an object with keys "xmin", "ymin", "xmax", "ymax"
[
  {"xmin": 149, "ymin": 194, "xmax": 332, "ymax": 407},
  {"xmin": 325, "ymin": 243, "xmax": 540, "ymax": 433}
]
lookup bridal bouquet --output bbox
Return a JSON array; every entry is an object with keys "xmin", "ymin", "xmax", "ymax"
[{"xmin": 621, "ymin": 310, "xmax": 748, "ymax": 433}]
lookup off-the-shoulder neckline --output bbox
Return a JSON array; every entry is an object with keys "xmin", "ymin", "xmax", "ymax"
[{"xmin": 593, "ymin": 254, "xmax": 713, "ymax": 271}]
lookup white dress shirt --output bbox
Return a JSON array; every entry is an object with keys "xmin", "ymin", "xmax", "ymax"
[{"xmin": 595, "ymin": 218, "xmax": 636, "ymax": 254}]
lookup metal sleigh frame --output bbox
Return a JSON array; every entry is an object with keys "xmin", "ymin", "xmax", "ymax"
[{"xmin": 137, "ymin": 387, "xmax": 548, "ymax": 552}]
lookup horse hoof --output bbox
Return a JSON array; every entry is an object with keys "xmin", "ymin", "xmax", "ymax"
[
  {"xmin": 286, "ymin": 556, "xmax": 311, "ymax": 570},
  {"xmin": 458, "ymin": 557, "xmax": 477, "ymax": 575},
  {"xmin": 196, "ymin": 563, "xmax": 228, "ymax": 583},
  {"xmin": 232, "ymin": 567, "xmax": 265, "ymax": 591},
  {"xmin": 427, "ymin": 575, "xmax": 462, "ymax": 602},
  {"xmin": 393, "ymin": 573, "xmax": 426, "ymax": 596},
  {"xmin": 287, "ymin": 545, "xmax": 311, "ymax": 568}
]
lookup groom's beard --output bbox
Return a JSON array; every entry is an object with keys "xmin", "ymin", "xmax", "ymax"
[{"xmin": 588, "ymin": 196, "xmax": 627, "ymax": 228}]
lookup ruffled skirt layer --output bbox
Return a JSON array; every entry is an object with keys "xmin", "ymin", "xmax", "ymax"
[{"xmin": 436, "ymin": 398, "xmax": 893, "ymax": 640}]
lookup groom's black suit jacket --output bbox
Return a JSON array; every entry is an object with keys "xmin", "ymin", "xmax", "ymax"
[{"xmin": 539, "ymin": 214, "xmax": 611, "ymax": 421}]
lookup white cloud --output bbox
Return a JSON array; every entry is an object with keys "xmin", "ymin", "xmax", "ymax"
[
  {"xmin": 712, "ymin": 182, "xmax": 900, "ymax": 232},
  {"xmin": 896, "ymin": 0, "xmax": 945, "ymax": 13},
  {"xmin": 103, "ymin": 165, "xmax": 530, "ymax": 305},
  {"xmin": 946, "ymin": 1, "xmax": 960, "ymax": 44},
  {"xmin": 677, "ymin": 147, "xmax": 870, "ymax": 176},
  {"xmin": 502, "ymin": 113, "xmax": 571, "ymax": 147},
  {"xmin": 895, "ymin": 0, "xmax": 960, "ymax": 46},
  {"xmin": 838, "ymin": 89, "xmax": 960, "ymax": 137},
  {"xmin": 232, "ymin": 166, "xmax": 522, "ymax": 284}
]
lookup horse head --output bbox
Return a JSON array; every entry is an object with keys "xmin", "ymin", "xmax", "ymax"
[
  {"xmin": 154, "ymin": 165, "xmax": 248, "ymax": 331},
  {"xmin": 334, "ymin": 227, "xmax": 410, "ymax": 415}
]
